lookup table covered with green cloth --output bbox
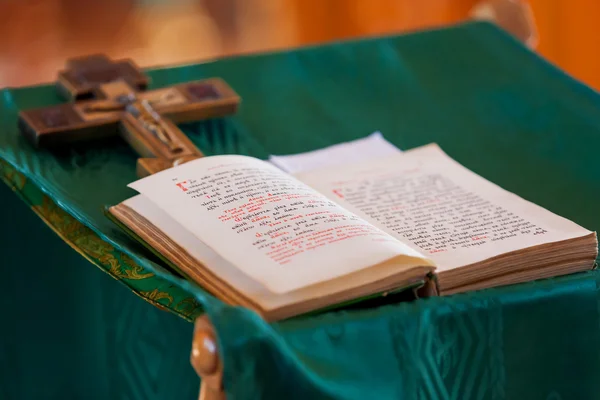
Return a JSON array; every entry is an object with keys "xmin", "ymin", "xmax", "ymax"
[{"xmin": 2, "ymin": 21, "xmax": 600, "ymax": 399}]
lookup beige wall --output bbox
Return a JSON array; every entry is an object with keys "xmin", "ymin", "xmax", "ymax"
[{"xmin": 0, "ymin": 1, "xmax": 598, "ymax": 90}]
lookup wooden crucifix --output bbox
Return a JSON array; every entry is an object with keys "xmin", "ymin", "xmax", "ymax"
[{"xmin": 18, "ymin": 54, "xmax": 240, "ymax": 177}]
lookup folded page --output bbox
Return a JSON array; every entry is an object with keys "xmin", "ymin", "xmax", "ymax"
[{"xmin": 269, "ymin": 131, "xmax": 400, "ymax": 173}]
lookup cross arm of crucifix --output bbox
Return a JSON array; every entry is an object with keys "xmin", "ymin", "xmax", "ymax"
[
  {"xmin": 19, "ymin": 78, "xmax": 238, "ymax": 148},
  {"xmin": 18, "ymin": 55, "xmax": 240, "ymax": 177}
]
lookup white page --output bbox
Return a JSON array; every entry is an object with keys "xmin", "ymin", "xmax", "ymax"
[
  {"xmin": 297, "ymin": 144, "xmax": 594, "ymax": 272},
  {"xmin": 269, "ymin": 132, "xmax": 400, "ymax": 173},
  {"xmin": 123, "ymin": 194, "xmax": 267, "ymax": 294},
  {"xmin": 123, "ymin": 194, "xmax": 430, "ymax": 315},
  {"xmin": 128, "ymin": 155, "xmax": 430, "ymax": 293}
]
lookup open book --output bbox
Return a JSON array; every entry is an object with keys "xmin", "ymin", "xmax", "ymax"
[{"xmin": 108, "ymin": 142, "xmax": 597, "ymax": 321}]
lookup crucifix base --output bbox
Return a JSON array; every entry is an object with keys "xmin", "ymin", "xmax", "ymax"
[{"xmin": 137, "ymin": 155, "xmax": 199, "ymax": 178}]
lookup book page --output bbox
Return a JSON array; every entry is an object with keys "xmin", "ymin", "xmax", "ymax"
[
  {"xmin": 296, "ymin": 144, "xmax": 593, "ymax": 272},
  {"xmin": 128, "ymin": 155, "xmax": 430, "ymax": 293},
  {"xmin": 269, "ymin": 132, "xmax": 400, "ymax": 173},
  {"xmin": 120, "ymin": 195, "xmax": 430, "ymax": 317}
]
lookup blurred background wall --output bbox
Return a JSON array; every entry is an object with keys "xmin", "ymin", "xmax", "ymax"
[{"xmin": 0, "ymin": 0, "xmax": 598, "ymax": 90}]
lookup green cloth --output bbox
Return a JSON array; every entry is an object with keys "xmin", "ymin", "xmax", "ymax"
[
  {"xmin": 0, "ymin": 182, "xmax": 199, "ymax": 399},
  {"xmin": 3, "ymin": 21, "xmax": 600, "ymax": 399}
]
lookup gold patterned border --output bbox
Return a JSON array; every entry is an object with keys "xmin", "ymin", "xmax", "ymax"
[{"xmin": 0, "ymin": 158, "xmax": 203, "ymax": 322}]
